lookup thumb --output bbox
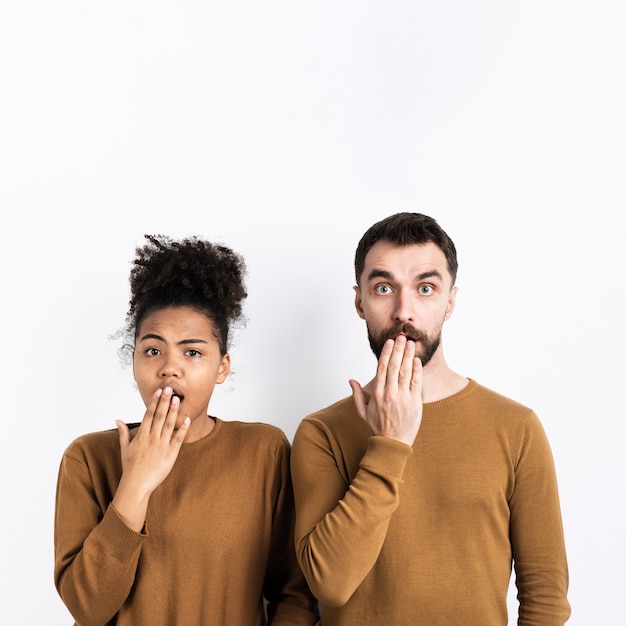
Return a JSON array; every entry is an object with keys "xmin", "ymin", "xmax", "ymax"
[
  {"xmin": 349, "ymin": 379, "xmax": 367, "ymax": 420},
  {"xmin": 115, "ymin": 420, "xmax": 130, "ymax": 450}
]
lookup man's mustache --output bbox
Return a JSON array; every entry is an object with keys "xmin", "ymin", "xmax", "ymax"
[{"xmin": 378, "ymin": 323, "xmax": 427, "ymax": 344}]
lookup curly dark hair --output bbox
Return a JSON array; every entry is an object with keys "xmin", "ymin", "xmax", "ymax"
[
  {"xmin": 124, "ymin": 234, "xmax": 247, "ymax": 356},
  {"xmin": 354, "ymin": 212, "xmax": 458, "ymax": 286}
]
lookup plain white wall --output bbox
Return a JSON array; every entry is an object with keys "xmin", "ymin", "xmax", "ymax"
[{"xmin": 1, "ymin": 1, "xmax": 624, "ymax": 623}]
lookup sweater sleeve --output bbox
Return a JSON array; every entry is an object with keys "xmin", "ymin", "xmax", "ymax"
[
  {"xmin": 54, "ymin": 451, "xmax": 144, "ymax": 626},
  {"xmin": 263, "ymin": 434, "xmax": 320, "ymax": 626},
  {"xmin": 291, "ymin": 418, "xmax": 412, "ymax": 607},
  {"xmin": 510, "ymin": 413, "xmax": 571, "ymax": 625}
]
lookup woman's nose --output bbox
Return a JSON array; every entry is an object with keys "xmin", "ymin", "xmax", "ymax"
[{"xmin": 159, "ymin": 357, "xmax": 181, "ymax": 377}]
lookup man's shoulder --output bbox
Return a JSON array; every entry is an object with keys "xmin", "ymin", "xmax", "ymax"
[
  {"xmin": 294, "ymin": 395, "xmax": 372, "ymax": 442},
  {"xmin": 458, "ymin": 380, "xmax": 541, "ymax": 431},
  {"xmin": 303, "ymin": 395, "xmax": 358, "ymax": 425},
  {"xmin": 470, "ymin": 380, "xmax": 533, "ymax": 412}
]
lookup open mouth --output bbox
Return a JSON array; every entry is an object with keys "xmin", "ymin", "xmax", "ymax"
[{"xmin": 164, "ymin": 386, "xmax": 185, "ymax": 403}]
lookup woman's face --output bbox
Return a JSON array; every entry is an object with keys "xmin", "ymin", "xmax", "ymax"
[{"xmin": 133, "ymin": 306, "xmax": 230, "ymax": 439}]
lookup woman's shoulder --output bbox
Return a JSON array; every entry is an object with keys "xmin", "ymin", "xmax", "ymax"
[
  {"xmin": 215, "ymin": 420, "xmax": 292, "ymax": 465},
  {"xmin": 60, "ymin": 426, "xmax": 126, "ymax": 466},
  {"xmin": 218, "ymin": 419, "xmax": 289, "ymax": 444}
]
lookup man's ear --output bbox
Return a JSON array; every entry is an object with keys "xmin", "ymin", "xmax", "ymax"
[
  {"xmin": 444, "ymin": 286, "xmax": 458, "ymax": 321},
  {"xmin": 354, "ymin": 285, "xmax": 366, "ymax": 320}
]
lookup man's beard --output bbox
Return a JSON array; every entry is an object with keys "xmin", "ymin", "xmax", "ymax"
[{"xmin": 367, "ymin": 322, "xmax": 441, "ymax": 367}]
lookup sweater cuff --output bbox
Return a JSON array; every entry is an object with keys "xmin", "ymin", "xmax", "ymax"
[
  {"xmin": 91, "ymin": 504, "xmax": 145, "ymax": 562},
  {"xmin": 361, "ymin": 436, "xmax": 413, "ymax": 478}
]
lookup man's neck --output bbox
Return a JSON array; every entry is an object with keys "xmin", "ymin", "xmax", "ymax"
[{"xmin": 420, "ymin": 362, "xmax": 469, "ymax": 403}]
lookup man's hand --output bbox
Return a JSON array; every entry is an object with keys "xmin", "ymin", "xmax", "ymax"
[{"xmin": 349, "ymin": 335, "xmax": 423, "ymax": 446}]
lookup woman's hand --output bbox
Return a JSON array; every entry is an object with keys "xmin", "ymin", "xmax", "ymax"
[{"xmin": 112, "ymin": 387, "xmax": 191, "ymax": 531}]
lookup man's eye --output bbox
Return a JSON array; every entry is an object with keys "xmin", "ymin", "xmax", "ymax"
[
  {"xmin": 186, "ymin": 349, "xmax": 201, "ymax": 357},
  {"xmin": 419, "ymin": 285, "xmax": 433, "ymax": 295},
  {"xmin": 375, "ymin": 285, "xmax": 391, "ymax": 295},
  {"xmin": 146, "ymin": 348, "xmax": 160, "ymax": 356}
]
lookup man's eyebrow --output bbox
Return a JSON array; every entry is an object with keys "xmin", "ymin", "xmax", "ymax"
[
  {"xmin": 416, "ymin": 270, "xmax": 444, "ymax": 282},
  {"xmin": 138, "ymin": 333, "xmax": 208, "ymax": 345},
  {"xmin": 366, "ymin": 269, "xmax": 444, "ymax": 282},
  {"xmin": 366, "ymin": 269, "xmax": 394, "ymax": 282}
]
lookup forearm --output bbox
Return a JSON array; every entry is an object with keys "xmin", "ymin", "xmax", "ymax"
[
  {"xmin": 265, "ymin": 441, "xmax": 319, "ymax": 624},
  {"xmin": 514, "ymin": 515, "xmax": 570, "ymax": 625},
  {"xmin": 292, "ymin": 432, "xmax": 411, "ymax": 606},
  {"xmin": 55, "ymin": 505, "xmax": 144, "ymax": 626},
  {"xmin": 111, "ymin": 473, "xmax": 151, "ymax": 533},
  {"xmin": 515, "ymin": 558, "xmax": 570, "ymax": 626},
  {"xmin": 512, "ymin": 414, "xmax": 571, "ymax": 625}
]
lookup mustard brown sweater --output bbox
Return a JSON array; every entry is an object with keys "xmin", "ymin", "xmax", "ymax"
[
  {"xmin": 291, "ymin": 379, "xmax": 570, "ymax": 625},
  {"xmin": 55, "ymin": 419, "xmax": 318, "ymax": 626}
]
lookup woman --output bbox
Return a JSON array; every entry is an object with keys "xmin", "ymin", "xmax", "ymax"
[{"xmin": 54, "ymin": 235, "xmax": 318, "ymax": 625}]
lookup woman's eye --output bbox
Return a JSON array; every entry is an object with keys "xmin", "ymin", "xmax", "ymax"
[
  {"xmin": 186, "ymin": 349, "xmax": 201, "ymax": 357},
  {"xmin": 146, "ymin": 348, "xmax": 160, "ymax": 356}
]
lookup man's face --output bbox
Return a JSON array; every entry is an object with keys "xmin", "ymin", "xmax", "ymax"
[{"xmin": 354, "ymin": 240, "xmax": 457, "ymax": 366}]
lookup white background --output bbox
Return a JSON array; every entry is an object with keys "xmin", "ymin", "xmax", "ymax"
[{"xmin": 1, "ymin": 1, "xmax": 624, "ymax": 624}]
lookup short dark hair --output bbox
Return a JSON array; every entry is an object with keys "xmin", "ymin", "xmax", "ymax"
[
  {"xmin": 354, "ymin": 212, "xmax": 458, "ymax": 286},
  {"xmin": 125, "ymin": 234, "xmax": 247, "ymax": 355}
]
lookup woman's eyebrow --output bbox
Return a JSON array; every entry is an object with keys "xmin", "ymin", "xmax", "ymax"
[
  {"xmin": 138, "ymin": 333, "xmax": 164, "ymax": 342},
  {"xmin": 137, "ymin": 334, "xmax": 207, "ymax": 345}
]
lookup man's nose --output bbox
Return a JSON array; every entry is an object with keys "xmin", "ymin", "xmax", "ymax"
[{"xmin": 393, "ymin": 290, "xmax": 415, "ymax": 322}]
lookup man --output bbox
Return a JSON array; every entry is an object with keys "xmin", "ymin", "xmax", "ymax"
[{"xmin": 291, "ymin": 212, "xmax": 570, "ymax": 625}]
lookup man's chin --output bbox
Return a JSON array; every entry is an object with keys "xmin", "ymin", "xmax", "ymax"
[{"xmin": 367, "ymin": 331, "xmax": 441, "ymax": 367}]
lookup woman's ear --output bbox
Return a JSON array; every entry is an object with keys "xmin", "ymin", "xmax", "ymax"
[{"xmin": 216, "ymin": 353, "xmax": 231, "ymax": 384}]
